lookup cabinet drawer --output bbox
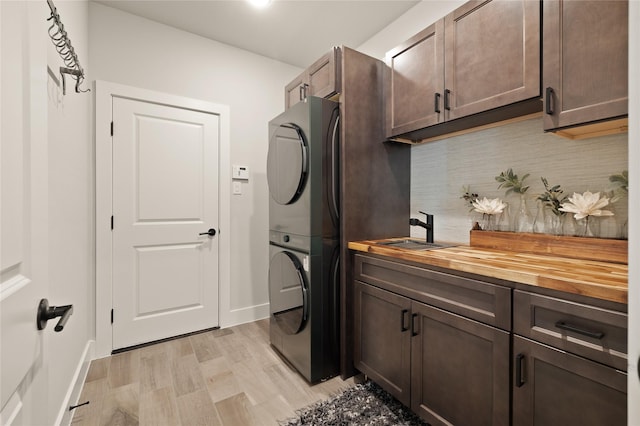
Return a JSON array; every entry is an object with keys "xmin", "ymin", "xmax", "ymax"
[
  {"xmin": 354, "ymin": 254, "xmax": 511, "ymax": 330},
  {"xmin": 514, "ymin": 290, "xmax": 627, "ymax": 371}
]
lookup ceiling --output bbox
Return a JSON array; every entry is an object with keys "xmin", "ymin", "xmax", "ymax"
[{"xmin": 94, "ymin": 0, "xmax": 420, "ymax": 68}]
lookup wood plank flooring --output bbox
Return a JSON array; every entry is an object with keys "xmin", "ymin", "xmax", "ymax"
[{"xmin": 71, "ymin": 319, "xmax": 354, "ymax": 426}]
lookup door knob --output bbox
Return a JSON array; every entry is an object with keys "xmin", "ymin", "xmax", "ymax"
[
  {"xmin": 199, "ymin": 228, "xmax": 216, "ymax": 237},
  {"xmin": 37, "ymin": 298, "xmax": 73, "ymax": 332}
]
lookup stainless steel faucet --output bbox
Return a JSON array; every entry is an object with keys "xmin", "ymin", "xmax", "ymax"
[{"xmin": 409, "ymin": 211, "xmax": 434, "ymax": 243}]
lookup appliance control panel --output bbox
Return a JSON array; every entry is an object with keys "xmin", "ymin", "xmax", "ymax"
[{"xmin": 232, "ymin": 165, "xmax": 250, "ymax": 180}]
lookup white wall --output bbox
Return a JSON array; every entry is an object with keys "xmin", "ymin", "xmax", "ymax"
[{"xmin": 88, "ymin": 2, "xmax": 301, "ymax": 327}]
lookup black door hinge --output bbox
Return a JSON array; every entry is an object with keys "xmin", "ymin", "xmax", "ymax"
[
  {"xmin": 111, "ymin": 215, "xmax": 114, "ymax": 230},
  {"xmin": 110, "ymin": 121, "xmax": 114, "ymax": 136},
  {"xmin": 111, "ymin": 309, "xmax": 114, "ymax": 324}
]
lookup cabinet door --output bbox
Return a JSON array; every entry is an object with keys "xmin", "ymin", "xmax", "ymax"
[
  {"xmin": 385, "ymin": 19, "xmax": 445, "ymax": 138},
  {"xmin": 410, "ymin": 301, "xmax": 509, "ymax": 426},
  {"xmin": 513, "ymin": 336, "xmax": 627, "ymax": 426},
  {"xmin": 353, "ymin": 281, "xmax": 412, "ymax": 406},
  {"xmin": 285, "ymin": 71, "xmax": 307, "ymax": 110},
  {"xmin": 285, "ymin": 48, "xmax": 339, "ymax": 110},
  {"xmin": 543, "ymin": 0, "xmax": 628, "ymax": 130},
  {"xmin": 307, "ymin": 48, "xmax": 339, "ymax": 100},
  {"xmin": 444, "ymin": 0, "xmax": 540, "ymax": 121}
]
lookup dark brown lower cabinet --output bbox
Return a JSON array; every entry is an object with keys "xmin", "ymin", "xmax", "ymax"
[
  {"xmin": 353, "ymin": 280, "xmax": 411, "ymax": 406},
  {"xmin": 411, "ymin": 302, "xmax": 509, "ymax": 426},
  {"xmin": 512, "ymin": 335, "xmax": 627, "ymax": 426},
  {"xmin": 354, "ymin": 280, "xmax": 510, "ymax": 425}
]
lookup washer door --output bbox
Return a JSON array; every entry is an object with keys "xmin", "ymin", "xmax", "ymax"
[
  {"xmin": 267, "ymin": 123, "xmax": 307, "ymax": 205},
  {"xmin": 269, "ymin": 251, "xmax": 308, "ymax": 335}
]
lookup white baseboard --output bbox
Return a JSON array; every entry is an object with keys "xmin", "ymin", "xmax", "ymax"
[
  {"xmin": 221, "ymin": 302, "xmax": 269, "ymax": 328},
  {"xmin": 55, "ymin": 340, "xmax": 95, "ymax": 426}
]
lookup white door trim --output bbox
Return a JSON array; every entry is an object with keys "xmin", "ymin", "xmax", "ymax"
[{"xmin": 95, "ymin": 80, "xmax": 231, "ymax": 357}]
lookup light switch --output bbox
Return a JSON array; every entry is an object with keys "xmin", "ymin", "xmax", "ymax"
[
  {"xmin": 232, "ymin": 165, "xmax": 250, "ymax": 180},
  {"xmin": 233, "ymin": 181, "xmax": 242, "ymax": 195}
]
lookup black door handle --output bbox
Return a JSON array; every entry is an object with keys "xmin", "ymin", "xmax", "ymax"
[
  {"xmin": 545, "ymin": 87, "xmax": 554, "ymax": 115},
  {"xmin": 37, "ymin": 298, "xmax": 73, "ymax": 332},
  {"xmin": 400, "ymin": 309, "xmax": 409, "ymax": 332},
  {"xmin": 199, "ymin": 228, "xmax": 217, "ymax": 237},
  {"xmin": 444, "ymin": 89, "xmax": 451, "ymax": 111},
  {"xmin": 555, "ymin": 321, "xmax": 605, "ymax": 339},
  {"xmin": 515, "ymin": 353, "xmax": 526, "ymax": 387},
  {"xmin": 434, "ymin": 92, "xmax": 441, "ymax": 113}
]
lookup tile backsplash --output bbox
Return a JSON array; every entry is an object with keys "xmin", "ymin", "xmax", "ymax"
[{"xmin": 410, "ymin": 116, "xmax": 628, "ymax": 244}]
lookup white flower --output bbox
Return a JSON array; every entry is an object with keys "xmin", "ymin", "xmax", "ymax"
[
  {"xmin": 559, "ymin": 191, "xmax": 614, "ymax": 220},
  {"xmin": 472, "ymin": 197, "xmax": 506, "ymax": 215}
]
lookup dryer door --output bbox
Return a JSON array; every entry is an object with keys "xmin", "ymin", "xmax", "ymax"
[
  {"xmin": 269, "ymin": 250, "xmax": 308, "ymax": 335},
  {"xmin": 267, "ymin": 123, "xmax": 307, "ymax": 205}
]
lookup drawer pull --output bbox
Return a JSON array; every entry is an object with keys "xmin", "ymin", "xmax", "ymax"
[
  {"xmin": 555, "ymin": 321, "xmax": 605, "ymax": 339},
  {"xmin": 545, "ymin": 87, "xmax": 554, "ymax": 114},
  {"xmin": 515, "ymin": 353, "xmax": 526, "ymax": 387},
  {"xmin": 411, "ymin": 313, "xmax": 419, "ymax": 337},
  {"xmin": 400, "ymin": 309, "xmax": 409, "ymax": 332},
  {"xmin": 444, "ymin": 89, "xmax": 451, "ymax": 111}
]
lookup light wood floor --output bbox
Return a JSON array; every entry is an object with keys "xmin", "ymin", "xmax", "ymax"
[{"xmin": 71, "ymin": 319, "xmax": 354, "ymax": 426}]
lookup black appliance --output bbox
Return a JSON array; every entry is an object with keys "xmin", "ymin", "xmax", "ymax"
[{"xmin": 267, "ymin": 97, "xmax": 340, "ymax": 382}]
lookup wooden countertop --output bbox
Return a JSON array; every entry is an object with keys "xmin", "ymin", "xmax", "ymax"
[{"xmin": 348, "ymin": 238, "xmax": 628, "ymax": 304}]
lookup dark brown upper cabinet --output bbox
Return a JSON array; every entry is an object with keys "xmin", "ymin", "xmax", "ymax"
[
  {"xmin": 285, "ymin": 47, "xmax": 341, "ymax": 109},
  {"xmin": 385, "ymin": 0, "xmax": 541, "ymax": 142},
  {"xmin": 384, "ymin": 20, "xmax": 445, "ymax": 136},
  {"xmin": 543, "ymin": 0, "xmax": 628, "ymax": 135}
]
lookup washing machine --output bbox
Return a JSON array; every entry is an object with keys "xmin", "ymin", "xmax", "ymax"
[
  {"xmin": 268, "ymin": 230, "xmax": 339, "ymax": 383},
  {"xmin": 267, "ymin": 96, "xmax": 340, "ymax": 239}
]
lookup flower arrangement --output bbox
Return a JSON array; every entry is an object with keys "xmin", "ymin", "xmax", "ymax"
[
  {"xmin": 560, "ymin": 191, "xmax": 614, "ymax": 220},
  {"xmin": 495, "ymin": 168, "xmax": 530, "ymax": 195},
  {"xmin": 559, "ymin": 191, "xmax": 614, "ymax": 237},
  {"xmin": 460, "ymin": 185, "xmax": 480, "ymax": 211},
  {"xmin": 471, "ymin": 197, "xmax": 507, "ymax": 231},
  {"xmin": 537, "ymin": 177, "xmax": 568, "ymax": 217},
  {"xmin": 472, "ymin": 197, "xmax": 507, "ymax": 215},
  {"xmin": 609, "ymin": 170, "xmax": 628, "ymax": 203},
  {"xmin": 496, "ymin": 168, "xmax": 531, "ymax": 232},
  {"xmin": 609, "ymin": 170, "xmax": 628, "ymax": 193}
]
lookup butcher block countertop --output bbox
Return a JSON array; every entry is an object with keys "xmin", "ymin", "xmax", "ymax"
[{"xmin": 348, "ymin": 237, "xmax": 628, "ymax": 304}]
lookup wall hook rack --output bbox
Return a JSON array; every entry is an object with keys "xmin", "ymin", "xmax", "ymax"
[{"xmin": 46, "ymin": 0, "xmax": 89, "ymax": 95}]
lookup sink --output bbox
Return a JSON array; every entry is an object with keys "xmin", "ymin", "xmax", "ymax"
[{"xmin": 377, "ymin": 239, "xmax": 455, "ymax": 251}]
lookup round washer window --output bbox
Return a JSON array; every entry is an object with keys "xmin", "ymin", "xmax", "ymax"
[
  {"xmin": 268, "ymin": 251, "xmax": 307, "ymax": 335},
  {"xmin": 267, "ymin": 124, "xmax": 307, "ymax": 205}
]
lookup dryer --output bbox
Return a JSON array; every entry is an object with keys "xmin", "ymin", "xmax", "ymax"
[{"xmin": 267, "ymin": 97, "xmax": 340, "ymax": 239}]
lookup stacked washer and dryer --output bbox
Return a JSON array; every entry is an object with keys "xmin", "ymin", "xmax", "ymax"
[{"xmin": 266, "ymin": 96, "xmax": 340, "ymax": 383}]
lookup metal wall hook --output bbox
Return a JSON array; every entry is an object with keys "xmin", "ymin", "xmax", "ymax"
[
  {"xmin": 37, "ymin": 298, "xmax": 74, "ymax": 332},
  {"xmin": 46, "ymin": 0, "xmax": 90, "ymax": 95}
]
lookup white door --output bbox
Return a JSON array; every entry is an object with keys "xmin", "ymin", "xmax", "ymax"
[
  {"xmin": 112, "ymin": 97, "xmax": 220, "ymax": 350},
  {"xmin": 1, "ymin": 2, "xmax": 50, "ymax": 424}
]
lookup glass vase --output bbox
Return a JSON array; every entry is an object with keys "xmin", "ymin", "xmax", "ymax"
[
  {"xmin": 514, "ymin": 194, "xmax": 534, "ymax": 233},
  {"xmin": 575, "ymin": 216, "xmax": 600, "ymax": 238},
  {"xmin": 481, "ymin": 214, "xmax": 496, "ymax": 231},
  {"xmin": 533, "ymin": 200, "xmax": 545, "ymax": 233},
  {"xmin": 496, "ymin": 202, "xmax": 511, "ymax": 231},
  {"xmin": 546, "ymin": 213, "xmax": 565, "ymax": 235}
]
